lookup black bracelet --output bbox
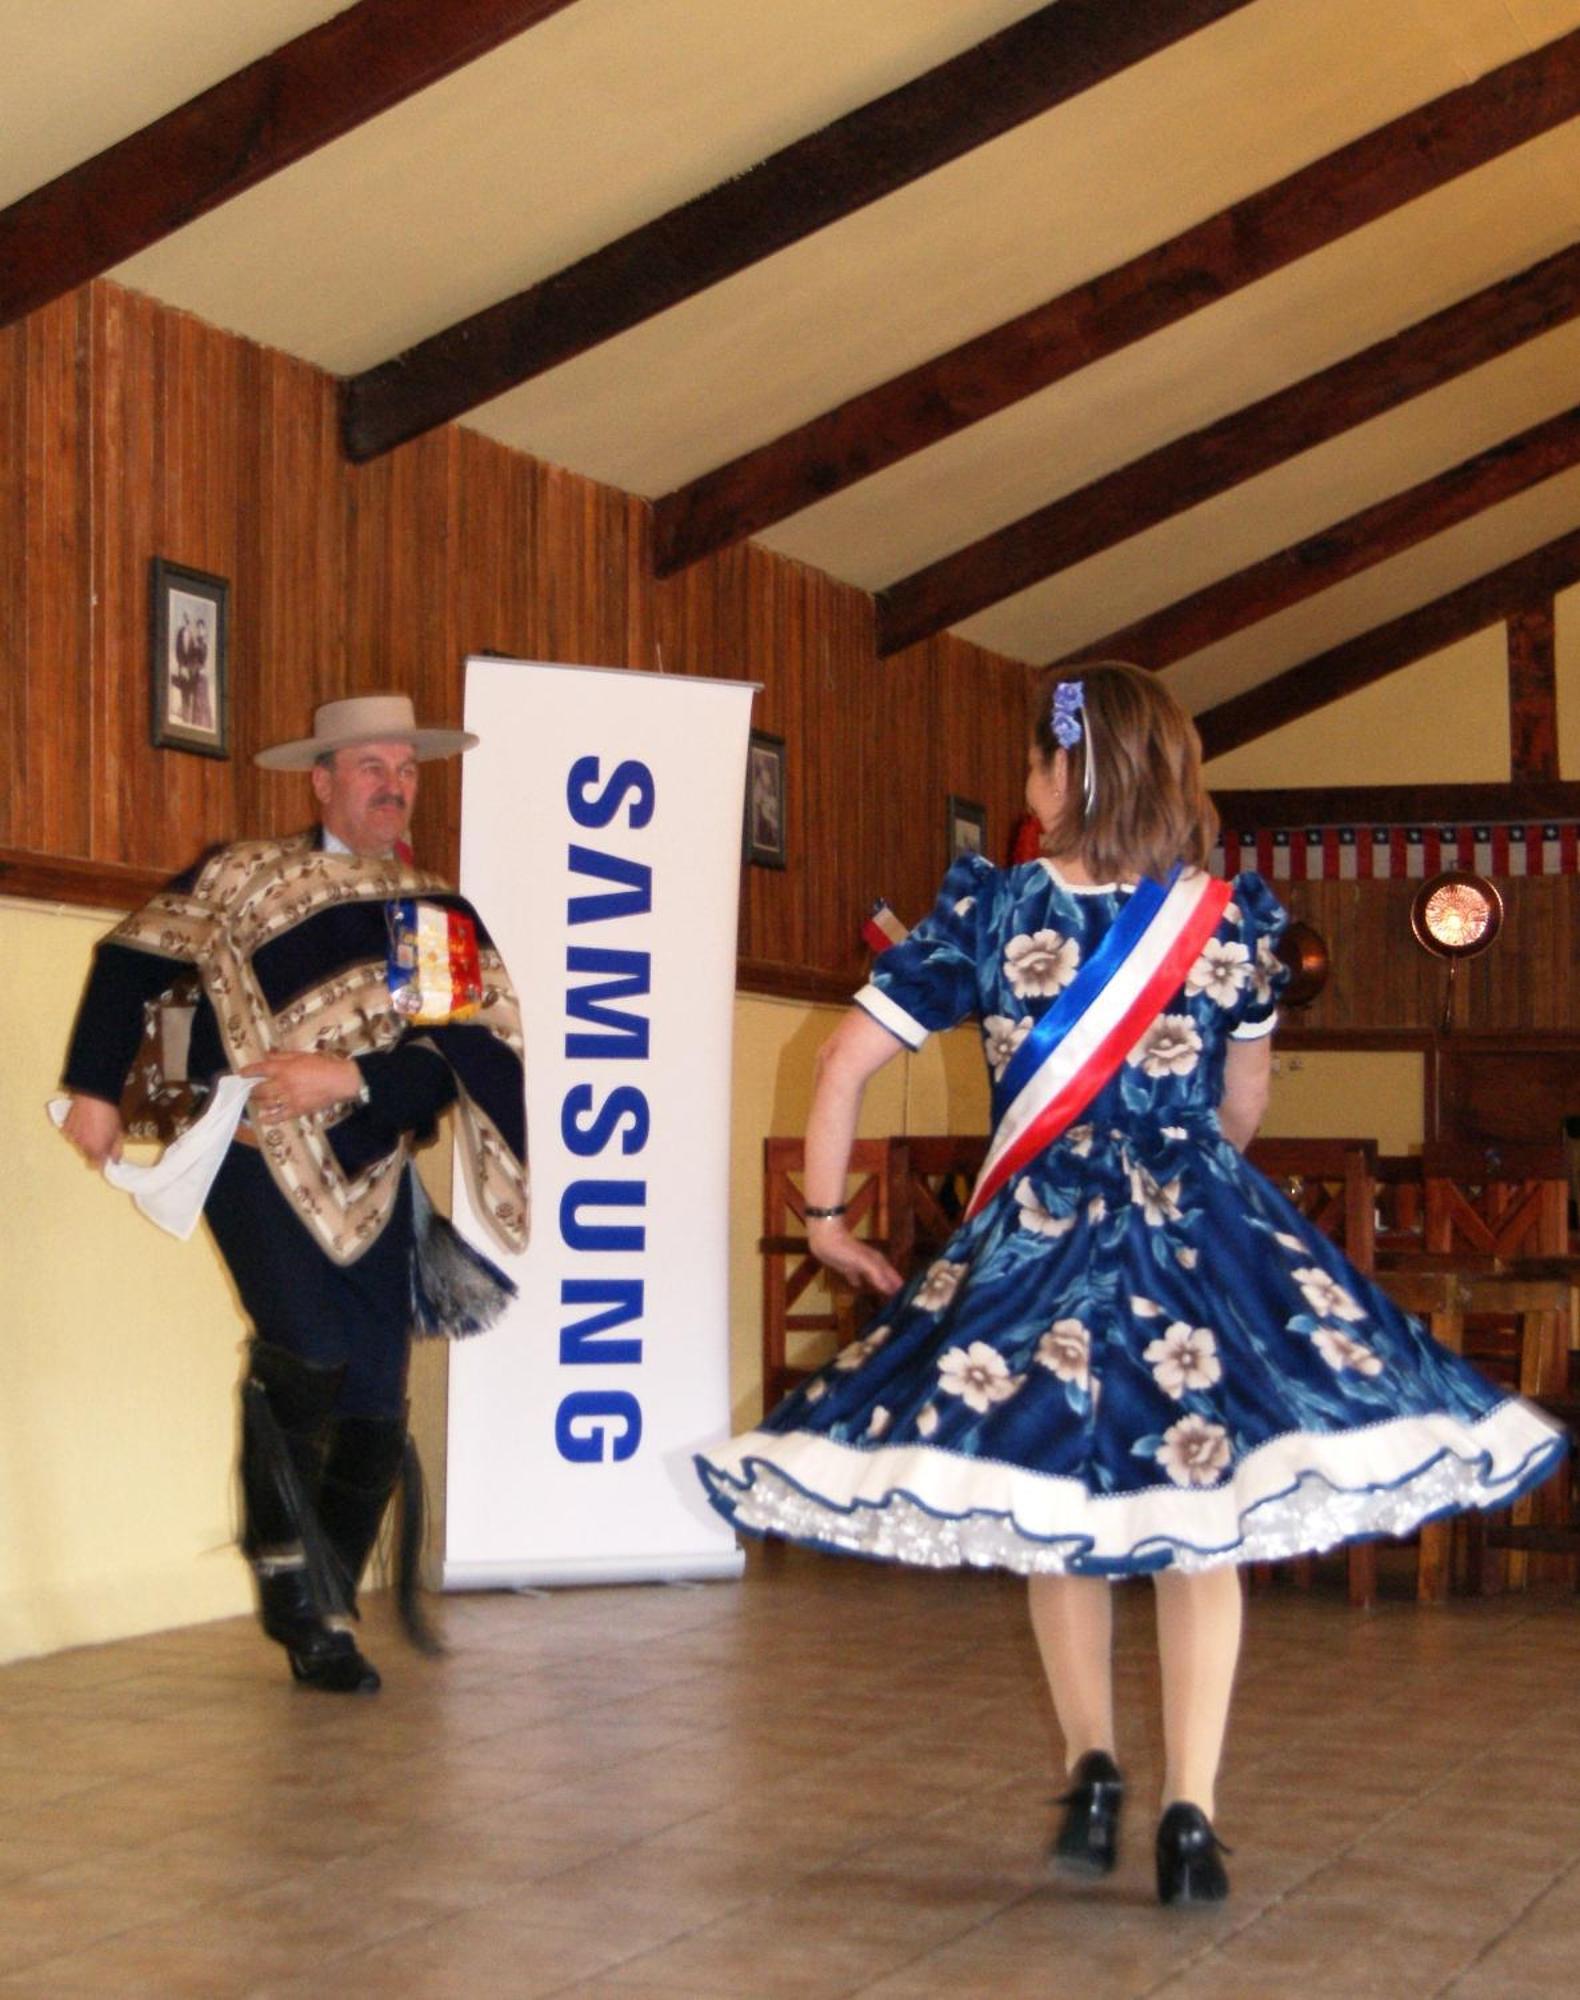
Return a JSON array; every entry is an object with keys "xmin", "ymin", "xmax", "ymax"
[{"xmin": 803, "ymin": 1202, "xmax": 847, "ymax": 1220}]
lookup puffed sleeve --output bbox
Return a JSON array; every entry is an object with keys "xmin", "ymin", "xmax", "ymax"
[
  {"xmin": 853, "ymin": 853, "xmax": 993, "ymax": 1050},
  {"xmin": 1224, "ymin": 871, "xmax": 1289, "ymax": 1040}
]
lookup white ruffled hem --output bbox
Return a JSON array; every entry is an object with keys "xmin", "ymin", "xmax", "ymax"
[{"xmin": 696, "ymin": 1400, "xmax": 1565, "ymax": 1575}]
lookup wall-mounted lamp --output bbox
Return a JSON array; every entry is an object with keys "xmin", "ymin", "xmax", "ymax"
[{"xmin": 1409, "ymin": 870, "xmax": 1503, "ymax": 1033}]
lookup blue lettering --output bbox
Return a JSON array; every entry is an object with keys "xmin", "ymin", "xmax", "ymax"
[
  {"xmin": 560, "ymin": 1084, "xmax": 650, "ymax": 1158},
  {"xmin": 555, "ymin": 1390, "xmax": 643, "ymax": 1462},
  {"xmin": 567, "ymin": 756, "xmax": 655, "ymax": 830},
  {"xmin": 567, "ymin": 845, "xmax": 652, "ymax": 926},
  {"xmin": 565, "ymin": 948, "xmax": 651, "ymax": 1058},
  {"xmin": 560, "ymin": 1179, "xmax": 647, "ymax": 1252},
  {"xmin": 559, "ymin": 1279, "xmax": 645, "ymax": 1365}
]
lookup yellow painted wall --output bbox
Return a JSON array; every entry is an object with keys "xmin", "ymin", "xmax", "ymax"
[
  {"xmin": 0, "ymin": 898, "xmax": 253, "ymax": 1664},
  {"xmin": 1263, "ymin": 1050, "xmax": 1424, "ymax": 1158}
]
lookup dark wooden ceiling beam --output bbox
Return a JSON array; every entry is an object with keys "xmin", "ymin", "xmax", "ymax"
[
  {"xmin": 1212, "ymin": 781, "xmax": 1580, "ymax": 828},
  {"xmin": 655, "ymin": 25, "xmax": 1580, "ymax": 577},
  {"xmin": 877, "ymin": 240, "xmax": 1580, "ymax": 656},
  {"xmin": 1056, "ymin": 405, "xmax": 1580, "ymax": 672},
  {"xmin": 339, "ymin": 0, "xmax": 1258, "ymax": 462},
  {"xmin": 1196, "ymin": 527, "xmax": 1580, "ymax": 759},
  {"xmin": 0, "ymin": 0, "xmax": 578, "ymax": 332},
  {"xmin": 1507, "ymin": 601, "xmax": 1560, "ymax": 780}
]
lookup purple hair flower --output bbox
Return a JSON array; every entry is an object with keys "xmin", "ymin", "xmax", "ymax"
[{"xmin": 1051, "ymin": 680, "xmax": 1085, "ymax": 749}]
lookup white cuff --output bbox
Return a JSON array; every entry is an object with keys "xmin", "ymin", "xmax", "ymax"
[
  {"xmin": 1230, "ymin": 1009, "xmax": 1279, "ymax": 1042},
  {"xmin": 854, "ymin": 983, "xmax": 929, "ymax": 1051}
]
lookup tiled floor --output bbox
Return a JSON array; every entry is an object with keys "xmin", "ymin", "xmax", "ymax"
[{"xmin": 4, "ymin": 1548, "xmax": 1580, "ymax": 1998}]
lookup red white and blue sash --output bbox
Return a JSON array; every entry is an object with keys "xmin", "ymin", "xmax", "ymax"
[{"xmin": 964, "ymin": 867, "xmax": 1233, "ymax": 1220}]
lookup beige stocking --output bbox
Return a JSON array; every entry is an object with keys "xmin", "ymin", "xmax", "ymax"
[
  {"xmin": 1153, "ymin": 1565, "xmax": 1243, "ymax": 1819},
  {"xmin": 1027, "ymin": 1573, "xmax": 1116, "ymax": 1775}
]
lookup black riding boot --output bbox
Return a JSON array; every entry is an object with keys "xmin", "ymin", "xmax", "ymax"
[
  {"xmin": 318, "ymin": 1415, "xmax": 440, "ymax": 1655},
  {"xmin": 240, "ymin": 1342, "xmax": 380, "ymax": 1694}
]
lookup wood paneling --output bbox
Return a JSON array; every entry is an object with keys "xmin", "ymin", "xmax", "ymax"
[
  {"xmin": 1508, "ymin": 603, "xmax": 1559, "ymax": 782},
  {"xmin": 1, "ymin": 279, "xmax": 1028, "ymax": 997},
  {"xmin": 1213, "ymin": 782, "xmax": 1580, "ymax": 827},
  {"xmin": 11, "ymin": 277, "xmax": 1570, "ymax": 1034},
  {"xmin": 1275, "ymin": 876, "xmax": 1580, "ymax": 1036}
]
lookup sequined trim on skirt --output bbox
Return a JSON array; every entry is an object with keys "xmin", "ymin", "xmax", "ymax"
[{"xmin": 696, "ymin": 1400, "xmax": 1565, "ymax": 1576}]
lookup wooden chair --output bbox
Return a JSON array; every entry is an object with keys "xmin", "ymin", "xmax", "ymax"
[
  {"xmin": 1371, "ymin": 1268, "xmax": 1469, "ymax": 1603},
  {"xmin": 1459, "ymin": 1263, "xmax": 1579, "ymax": 1591},
  {"xmin": 1421, "ymin": 1141, "xmax": 1570, "ymax": 1263},
  {"xmin": 759, "ymin": 1136, "xmax": 989, "ymax": 1413},
  {"xmin": 894, "ymin": 1135, "xmax": 987, "ymax": 1266},
  {"xmin": 760, "ymin": 1137, "xmax": 904, "ymax": 1412},
  {"xmin": 1374, "ymin": 1154, "xmax": 1427, "ymax": 1261},
  {"xmin": 1248, "ymin": 1137, "xmax": 1377, "ymax": 1272}
]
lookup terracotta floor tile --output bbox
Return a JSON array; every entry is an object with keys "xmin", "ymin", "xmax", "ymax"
[{"xmin": 8, "ymin": 1554, "xmax": 1580, "ymax": 1999}]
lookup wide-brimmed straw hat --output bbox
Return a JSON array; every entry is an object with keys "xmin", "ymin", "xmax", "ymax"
[{"xmin": 255, "ymin": 693, "xmax": 478, "ymax": 770}]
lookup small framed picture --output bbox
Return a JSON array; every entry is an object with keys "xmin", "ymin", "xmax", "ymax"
[
  {"xmin": 947, "ymin": 794, "xmax": 987, "ymax": 862},
  {"xmin": 150, "ymin": 558, "xmax": 229, "ymax": 759},
  {"xmin": 745, "ymin": 729, "xmax": 787, "ymax": 869}
]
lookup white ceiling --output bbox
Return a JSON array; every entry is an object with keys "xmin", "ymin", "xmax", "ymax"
[{"xmin": 6, "ymin": 0, "xmax": 1580, "ymax": 722}]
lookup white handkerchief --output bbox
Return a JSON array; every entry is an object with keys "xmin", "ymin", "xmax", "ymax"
[{"xmin": 48, "ymin": 1074, "xmax": 258, "ymax": 1240}]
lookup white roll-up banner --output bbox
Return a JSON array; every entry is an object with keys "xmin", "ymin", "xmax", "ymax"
[{"xmin": 443, "ymin": 658, "xmax": 752, "ymax": 1586}]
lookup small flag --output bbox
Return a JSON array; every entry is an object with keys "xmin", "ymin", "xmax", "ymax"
[{"xmin": 861, "ymin": 900, "xmax": 909, "ymax": 954}]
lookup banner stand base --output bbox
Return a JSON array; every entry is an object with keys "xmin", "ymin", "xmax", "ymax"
[{"xmin": 440, "ymin": 1549, "xmax": 745, "ymax": 1591}]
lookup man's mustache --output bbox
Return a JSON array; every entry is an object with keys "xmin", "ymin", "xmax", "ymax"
[{"xmin": 370, "ymin": 793, "xmax": 408, "ymax": 810}]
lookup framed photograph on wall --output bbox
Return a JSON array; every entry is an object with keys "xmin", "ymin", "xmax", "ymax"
[
  {"xmin": 744, "ymin": 729, "xmax": 787, "ymax": 869},
  {"xmin": 947, "ymin": 794, "xmax": 987, "ymax": 863},
  {"xmin": 150, "ymin": 558, "xmax": 229, "ymax": 758}
]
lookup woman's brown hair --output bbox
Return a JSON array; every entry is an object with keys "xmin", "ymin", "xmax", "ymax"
[{"xmin": 1030, "ymin": 661, "xmax": 1219, "ymax": 883}]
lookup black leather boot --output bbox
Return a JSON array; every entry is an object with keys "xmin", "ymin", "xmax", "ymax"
[
  {"xmin": 240, "ymin": 1343, "xmax": 380, "ymax": 1694},
  {"xmin": 318, "ymin": 1415, "xmax": 441, "ymax": 1656},
  {"xmin": 317, "ymin": 1416, "xmax": 408, "ymax": 1607}
]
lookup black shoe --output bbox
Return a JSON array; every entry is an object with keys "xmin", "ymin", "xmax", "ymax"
[
  {"xmin": 257, "ymin": 1568, "xmax": 380, "ymax": 1694},
  {"xmin": 1155, "ymin": 1802, "xmax": 1231, "ymax": 1905},
  {"xmin": 287, "ymin": 1625, "xmax": 381, "ymax": 1695},
  {"xmin": 1050, "ymin": 1750, "xmax": 1124, "ymax": 1877}
]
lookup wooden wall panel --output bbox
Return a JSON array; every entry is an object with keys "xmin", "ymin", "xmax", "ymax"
[
  {"xmin": 0, "ymin": 319, "xmax": 25, "ymax": 850},
  {"xmin": 1279, "ymin": 876, "xmax": 1580, "ymax": 1035},
  {"xmin": 0, "ymin": 278, "xmax": 1048, "ymax": 997},
  {"xmin": 23, "ymin": 293, "xmax": 92, "ymax": 859},
  {"xmin": 8, "ymin": 275, "xmax": 1573, "ymax": 1036}
]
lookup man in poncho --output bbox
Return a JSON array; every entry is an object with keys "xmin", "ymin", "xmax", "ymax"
[{"xmin": 59, "ymin": 694, "xmax": 528, "ymax": 1692}]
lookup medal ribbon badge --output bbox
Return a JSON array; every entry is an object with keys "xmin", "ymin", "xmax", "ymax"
[{"xmin": 387, "ymin": 901, "xmax": 483, "ymax": 1023}]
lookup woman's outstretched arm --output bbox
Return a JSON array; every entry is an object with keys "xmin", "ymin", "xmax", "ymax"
[{"xmin": 802, "ymin": 1007, "xmax": 909, "ymax": 1297}]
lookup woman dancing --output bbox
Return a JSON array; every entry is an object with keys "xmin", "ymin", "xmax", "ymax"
[{"xmin": 698, "ymin": 662, "xmax": 1563, "ymax": 1904}]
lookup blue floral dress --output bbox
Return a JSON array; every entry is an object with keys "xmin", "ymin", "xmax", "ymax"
[{"xmin": 697, "ymin": 855, "xmax": 1564, "ymax": 1575}]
